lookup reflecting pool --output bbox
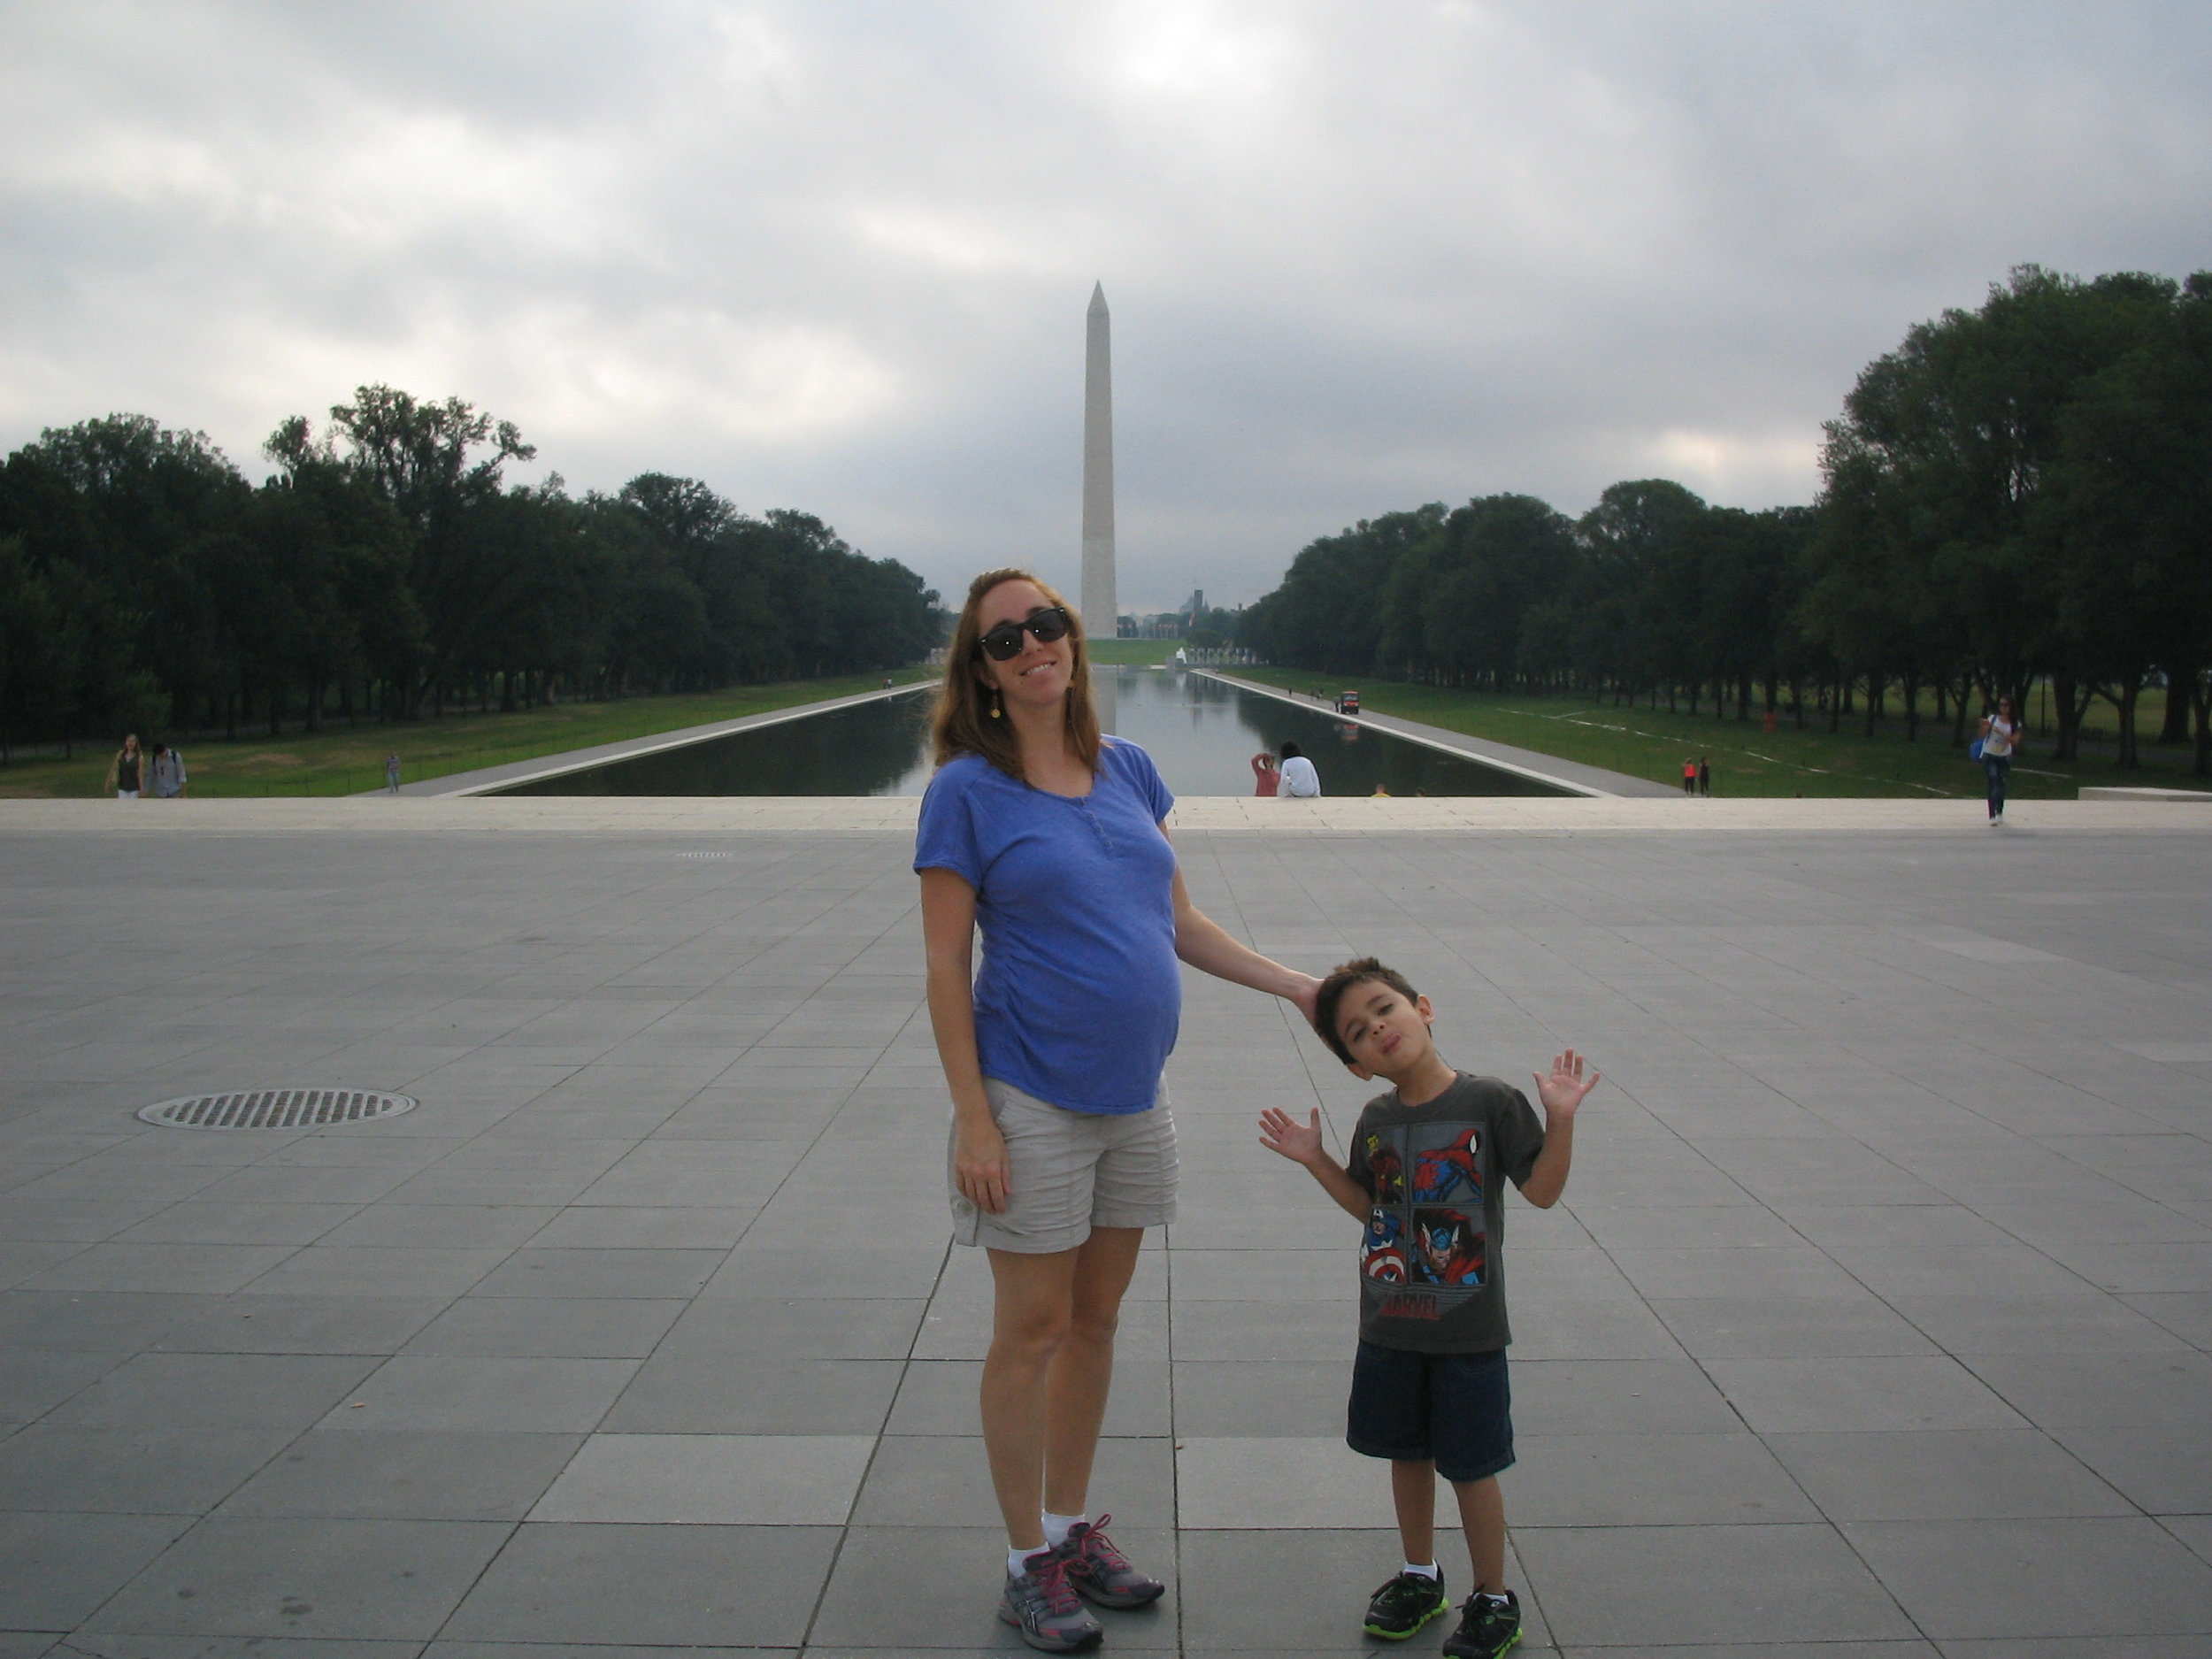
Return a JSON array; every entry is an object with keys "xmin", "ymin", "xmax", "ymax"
[{"xmin": 494, "ymin": 667, "xmax": 1571, "ymax": 798}]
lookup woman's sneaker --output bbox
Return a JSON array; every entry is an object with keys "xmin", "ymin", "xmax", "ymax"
[
  {"xmin": 1059, "ymin": 1515, "xmax": 1165, "ymax": 1609},
  {"xmin": 1443, "ymin": 1588, "xmax": 1523, "ymax": 1657},
  {"xmin": 1000, "ymin": 1548, "xmax": 1102, "ymax": 1652},
  {"xmin": 1363, "ymin": 1570, "xmax": 1448, "ymax": 1639}
]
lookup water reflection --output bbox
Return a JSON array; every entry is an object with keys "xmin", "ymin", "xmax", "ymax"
[{"xmin": 495, "ymin": 667, "xmax": 1567, "ymax": 798}]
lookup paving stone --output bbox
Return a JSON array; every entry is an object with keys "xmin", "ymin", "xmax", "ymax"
[
  {"xmin": 219, "ymin": 1428, "xmax": 581, "ymax": 1520},
  {"xmin": 1842, "ymin": 1517, "xmax": 2212, "ymax": 1638},
  {"xmin": 82, "ymin": 1516, "xmax": 511, "ymax": 1640},
  {"xmin": 151, "ymin": 1294, "xmax": 449, "ymax": 1355},
  {"xmin": 530, "ymin": 1432, "xmax": 873, "ymax": 1523},
  {"xmin": 318, "ymin": 1356, "xmax": 639, "ymax": 1432},
  {"xmin": 0, "ymin": 1511, "xmax": 196, "ymax": 1630},
  {"xmin": 46, "ymin": 1353, "xmax": 380, "ymax": 1432},
  {"xmin": 402, "ymin": 1295, "xmax": 684, "ymax": 1358},
  {"xmin": 0, "ymin": 1425, "xmax": 293, "ymax": 1513},
  {"xmin": 439, "ymin": 1521, "xmax": 839, "ymax": 1647},
  {"xmin": 1764, "ymin": 1428, "xmax": 2133, "ymax": 1521},
  {"xmin": 1515, "ymin": 1522, "xmax": 1916, "ymax": 1647}
]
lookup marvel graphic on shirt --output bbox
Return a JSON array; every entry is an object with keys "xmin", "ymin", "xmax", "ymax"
[{"xmin": 1346, "ymin": 1072, "xmax": 1543, "ymax": 1354}]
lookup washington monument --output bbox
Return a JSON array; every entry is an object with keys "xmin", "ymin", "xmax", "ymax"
[{"xmin": 1081, "ymin": 282, "xmax": 1116, "ymax": 635}]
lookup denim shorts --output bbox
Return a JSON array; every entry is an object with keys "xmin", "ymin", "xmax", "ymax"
[
  {"xmin": 1346, "ymin": 1340, "xmax": 1515, "ymax": 1483},
  {"xmin": 948, "ymin": 1076, "xmax": 1177, "ymax": 1254}
]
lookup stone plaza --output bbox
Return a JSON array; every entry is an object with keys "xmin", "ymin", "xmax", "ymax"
[{"xmin": 3, "ymin": 795, "xmax": 2210, "ymax": 1655}]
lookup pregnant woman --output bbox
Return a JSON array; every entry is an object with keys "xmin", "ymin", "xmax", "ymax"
[{"xmin": 917, "ymin": 568, "xmax": 1318, "ymax": 1651}]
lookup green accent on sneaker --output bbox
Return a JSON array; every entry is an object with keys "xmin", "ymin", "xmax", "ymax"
[
  {"xmin": 1441, "ymin": 1588, "xmax": 1523, "ymax": 1659},
  {"xmin": 1363, "ymin": 1570, "xmax": 1449, "ymax": 1640}
]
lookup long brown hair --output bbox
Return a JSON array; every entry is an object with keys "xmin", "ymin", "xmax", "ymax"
[{"xmin": 931, "ymin": 566, "xmax": 1102, "ymax": 780}]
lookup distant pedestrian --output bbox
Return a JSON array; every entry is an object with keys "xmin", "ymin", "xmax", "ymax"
[
  {"xmin": 1978, "ymin": 696, "xmax": 2019, "ymax": 825},
  {"xmin": 1697, "ymin": 757, "xmax": 1711, "ymax": 797},
  {"xmin": 1279, "ymin": 741, "xmax": 1321, "ymax": 798},
  {"xmin": 150, "ymin": 742, "xmax": 188, "ymax": 798},
  {"xmin": 385, "ymin": 753, "xmax": 403, "ymax": 794},
  {"xmin": 1681, "ymin": 758, "xmax": 1696, "ymax": 795},
  {"xmin": 104, "ymin": 734, "xmax": 144, "ymax": 800},
  {"xmin": 1251, "ymin": 751, "xmax": 1279, "ymax": 797}
]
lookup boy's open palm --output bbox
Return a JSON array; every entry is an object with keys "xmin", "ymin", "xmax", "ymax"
[
  {"xmin": 1257, "ymin": 1106, "xmax": 1326, "ymax": 1167},
  {"xmin": 1534, "ymin": 1048, "xmax": 1601, "ymax": 1118}
]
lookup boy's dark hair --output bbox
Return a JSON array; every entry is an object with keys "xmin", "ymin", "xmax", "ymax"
[{"xmin": 1313, "ymin": 956, "xmax": 1421, "ymax": 1066}]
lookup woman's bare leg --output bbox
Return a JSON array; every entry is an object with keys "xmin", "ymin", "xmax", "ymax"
[
  {"xmin": 1042, "ymin": 1225, "xmax": 1143, "ymax": 1516},
  {"xmin": 981, "ymin": 1245, "xmax": 1078, "ymax": 1550}
]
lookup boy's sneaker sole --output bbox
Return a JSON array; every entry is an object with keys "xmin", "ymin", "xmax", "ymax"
[{"xmin": 1363, "ymin": 1571, "xmax": 1449, "ymax": 1640}]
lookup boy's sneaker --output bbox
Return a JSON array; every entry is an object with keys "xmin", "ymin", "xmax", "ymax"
[
  {"xmin": 1442, "ymin": 1588, "xmax": 1523, "ymax": 1658},
  {"xmin": 1363, "ymin": 1570, "xmax": 1448, "ymax": 1640},
  {"xmin": 999, "ymin": 1548, "xmax": 1102, "ymax": 1652},
  {"xmin": 1060, "ymin": 1515, "xmax": 1165, "ymax": 1609}
]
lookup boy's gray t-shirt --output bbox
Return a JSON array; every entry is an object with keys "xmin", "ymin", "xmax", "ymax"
[{"xmin": 1345, "ymin": 1071, "xmax": 1545, "ymax": 1354}]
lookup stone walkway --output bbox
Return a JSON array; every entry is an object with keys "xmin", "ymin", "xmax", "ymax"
[{"xmin": 3, "ymin": 801, "xmax": 2209, "ymax": 1655}]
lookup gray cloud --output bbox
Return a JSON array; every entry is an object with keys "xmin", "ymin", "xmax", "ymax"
[{"xmin": 4, "ymin": 1, "xmax": 2208, "ymax": 611}]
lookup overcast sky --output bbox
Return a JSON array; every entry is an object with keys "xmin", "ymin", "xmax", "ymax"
[{"xmin": 4, "ymin": 3, "xmax": 2208, "ymax": 612}]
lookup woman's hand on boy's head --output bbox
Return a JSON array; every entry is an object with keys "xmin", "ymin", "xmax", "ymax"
[
  {"xmin": 1533, "ymin": 1048, "xmax": 1601, "ymax": 1119},
  {"xmin": 1258, "ymin": 1105, "xmax": 1326, "ymax": 1167}
]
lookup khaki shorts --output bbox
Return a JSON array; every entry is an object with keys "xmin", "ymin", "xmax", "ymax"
[{"xmin": 949, "ymin": 1076, "xmax": 1178, "ymax": 1253}]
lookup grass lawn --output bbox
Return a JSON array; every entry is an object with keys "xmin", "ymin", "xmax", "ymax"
[
  {"xmin": 1233, "ymin": 668, "xmax": 2207, "ymax": 799},
  {"xmin": 0, "ymin": 667, "xmax": 937, "ymax": 799}
]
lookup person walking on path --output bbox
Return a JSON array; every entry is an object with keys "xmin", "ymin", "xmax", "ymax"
[
  {"xmin": 1250, "ymin": 750, "xmax": 1279, "ymax": 797},
  {"xmin": 104, "ymin": 734, "xmax": 144, "ymax": 799},
  {"xmin": 1978, "ymin": 696, "xmax": 2020, "ymax": 825},
  {"xmin": 150, "ymin": 742, "xmax": 188, "ymax": 798},
  {"xmin": 1680, "ymin": 757, "xmax": 1696, "ymax": 795},
  {"xmin": 916, "ymin": 567, "xmax": 1320, "ymax": 1652},
  {"xmin": 1697, "ymin": 756, "xmax": 1711, "ymax": 797},
  {"xmin": 385, "ymin": 753, "xmax": 403, "ymax": 794},
  {"xmin": 1279, "ymin": 740, "xmax": 1321, "ymax": 798}
]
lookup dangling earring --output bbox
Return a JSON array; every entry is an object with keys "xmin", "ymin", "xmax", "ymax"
[{"xmin": 988, "ymin": 686, "xmax": 1002, "ymax": 719}]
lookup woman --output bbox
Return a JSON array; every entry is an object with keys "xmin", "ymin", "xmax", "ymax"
[
  {"xmin": 916, "ymin": 568, "xmax": 1317, "ymax": 1651},
  {"xmin": 104, "ymin": 733, "xmax": 144, "ymax": 800},
  {"xmin": 1979, "ymin": 695, "xmax": 2020, "ymax": 825},
  {"xmin": 1278, "ymin": 740, "xmax": 1321, "ymax": 798},
  {"xmin": 1250, "ymin": 750, "xmax": 1279, "ymax": 796}
]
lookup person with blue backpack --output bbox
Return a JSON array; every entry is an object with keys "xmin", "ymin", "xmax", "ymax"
[{"xmin": 1976, "ymin": 695, "xmax": 2021, "ymax": 825}]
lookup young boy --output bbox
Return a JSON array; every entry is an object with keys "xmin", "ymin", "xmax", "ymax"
[{"xmin": 1259, "ymin": 957, "xmax": 1598, "ymax": 1657}]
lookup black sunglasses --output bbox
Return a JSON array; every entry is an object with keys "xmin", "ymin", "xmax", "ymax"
[{"xmin": 976, "ymin": 605, "xmax": 1071, "ymax": 662}]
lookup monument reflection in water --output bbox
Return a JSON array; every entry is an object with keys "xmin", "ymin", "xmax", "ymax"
[{"xmin": 495, "ymin": 667, "xmax": 1569, "ymax": 798}]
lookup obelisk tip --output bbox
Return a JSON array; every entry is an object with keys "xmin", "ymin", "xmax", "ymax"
[{"xmin": 1088, "ymin": 281, "xmax": 1108, "ymax": 312}]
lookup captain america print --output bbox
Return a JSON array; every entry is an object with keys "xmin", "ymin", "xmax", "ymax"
[{"xmin": 1360, "ymin": 1209, "xmax": 1408, "ymax": 1283}]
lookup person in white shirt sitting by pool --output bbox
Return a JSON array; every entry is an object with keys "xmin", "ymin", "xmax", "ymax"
[{"xmin": 1279, "ymin": 741, "xmax": 1321, "ymax": 798}]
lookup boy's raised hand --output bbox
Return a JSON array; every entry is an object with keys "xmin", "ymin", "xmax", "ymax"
[
  {"xmin": 1258, "ymin": 1105, "xmax": 1328, "ymax": 1168},
  {"xmin": 1534, "ymin": 1048, "xmax": 1601, "ymax": 1118}
]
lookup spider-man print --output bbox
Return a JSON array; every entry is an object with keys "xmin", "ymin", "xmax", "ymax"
[
  {"xmin": 1412, "ymin": 1127, "xmax": 1482, "ymax": 1203},
  {"xmin": 1409, "ymin": 1208, "xmax": 1486, "ymax": 1287},
  {"xmin": 1361, "ymin": 1210, "xmax": 1407, "ymax": 1284}
]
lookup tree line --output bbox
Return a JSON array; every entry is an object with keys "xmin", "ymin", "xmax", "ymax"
[
  {"xmin": 1239, "ymin": 266, "xmax": 2212, "ymax": 774},
  {"xmin": 0, "ymin": 385, "xmax": 941, "ymax": 758}
]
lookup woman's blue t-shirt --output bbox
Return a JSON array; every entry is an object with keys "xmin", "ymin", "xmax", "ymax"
[{"xmin": 914, "ymin": 739, "xmax": 1179, "ymax": 1114}]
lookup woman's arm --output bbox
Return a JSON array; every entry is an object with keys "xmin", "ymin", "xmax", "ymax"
[
  {"xmin": 1166, "ymin": 853, "xmax": 1321, "ymax": 1024},
  {"xmin": 919, "ymin": 867, "xmax": 1011, "ymax": 1214}
]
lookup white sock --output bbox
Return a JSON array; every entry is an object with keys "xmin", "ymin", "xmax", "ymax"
[
  {"xmin": 1042, "ymin": 1511, "xmax": 1087, "ymax": 1549},
  {"xmin": 1009, "ymin": 1545, "xmax": 1048, "ymax": 1577},
  {"xmin": 1402, "ymin": 1560, "xmax": 1440, "ymax": 1580}
]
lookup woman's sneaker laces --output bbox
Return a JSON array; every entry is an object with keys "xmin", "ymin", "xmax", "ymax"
[
  {"xmin": 1058, "ymin": 1515, "xmax": 1166, "ymax": 1609},
  {"xmin": 1000, "ymin": 1548, "xmax": 1102, "ymax": 1653}
]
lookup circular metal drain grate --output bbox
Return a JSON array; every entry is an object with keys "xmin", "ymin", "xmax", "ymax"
[{"xmin": 138, "ymin": 1088, "xmax": 419, "ymax": 1131}]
